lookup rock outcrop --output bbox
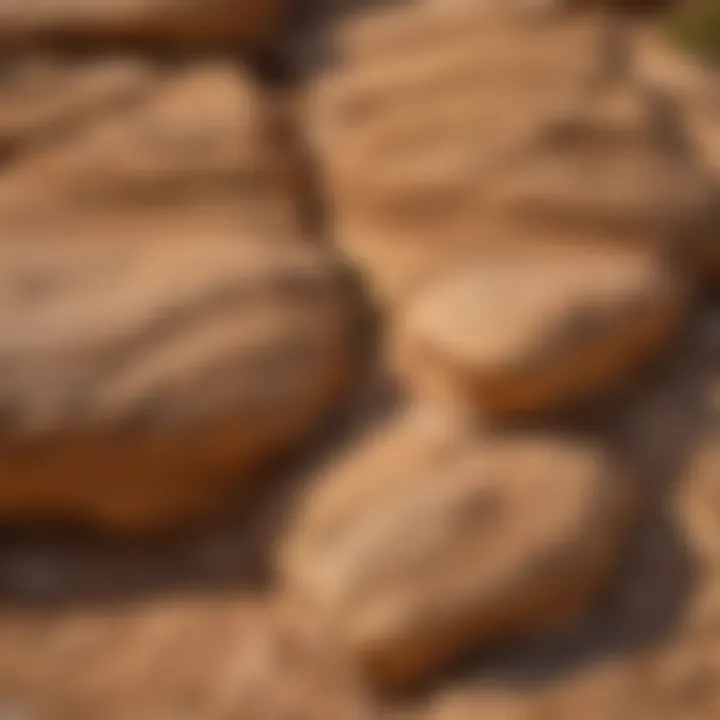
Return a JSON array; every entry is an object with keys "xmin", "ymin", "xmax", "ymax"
[
  {"xmin": 0, "ymin": 597, "xmax": 375, "ymax": 720},
  {"xmin": 393, "ymin": 245, "xmax": 687, "ymax": 418},
  {"xmin": 0, "ymin": 63, "xmax": 300, "ymax": 234},
  {"xmin": 281, "ymin": 413, "xmax": 637, "ymax": 690},
  {"xmin": 307, "ymin": 1, "xmax": 713, "ymax": 305},
  {"xmin": 0, "ymin": 235, "xmax": 352, "ymax": 531}
]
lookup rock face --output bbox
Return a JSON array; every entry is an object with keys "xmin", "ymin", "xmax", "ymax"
[
  {"xmin": 393, "ymin": 245, "xmax": 687, "ymax": 418},
  {"xmin": 416, "ymin": 419, "xmax": 720, "ymax": 720},
  {"xmin": 0, "ymin": 57, "xmax": 158, "ymax": 157},
  {"xmin": 0, "ymin": 597, "xmax": 375, "ymax": 720},
  {"xmin": 0, "ymin": 63, "xmax": 299, "ymax": 234},
  {"xmin": 0, "ymin": 235, "xmax": 351, "ymax": 531},
  {"xmin": 480, "ymin": 76, "xmax": 713, "ymax": 250},
  {"xmin": 281, "ymin": 413, "xmax": 637, "ymax": 690},
  {"xmin": 0, "ymin": 0, "xmax": 285, "ymax": 50},
  {"xmin": 308, "ymin": 1, "xmax": 610, "ymax": 304},
  {"xmin": 0, "ymin": 0, "xmax": 717, "ymax": 716},
  {"xmin": 307, "ymin": 1, "xmax": 713, "ymax": 305}
]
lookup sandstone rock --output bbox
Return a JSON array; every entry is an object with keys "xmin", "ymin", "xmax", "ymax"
[
  {"xmin": 402, "ymin": 362, "xmax": 720, "ymax": 720},
  {"xmin": 0, "ymin": 234, "xmax": 351, "ymax": 532},
  {"xmin": 280, "ymin": 413, "xmax": 637, "ymax": 690},
  {"xmin": 308, "ymin": 1, "xmax": 713, "ymax": 305},
  {"xmin": 316, "ymin": 2, "xmax": 606, "ymax": 210},
  {"xmin": 0, "ymin": 597, "xmax": 375, "ymax": 720},
  {"xmin": 0, "ymin": 0, "xmax": 284, "ymax": 50},
  {"xmin": 0, "ymin": 56, "xmax": 157, "ymax": 156},
  {"xmin": 307, "ymin": 2, "xmax": 610, "ymax": 303},
  {"xmin": 331, "ymin": 0, "xmax": 576, "ymax": 68},
  {"xmin": 481, "ymin": 76, "xmax": 713, "ymax": 249},
  {"xmin": 0, "ymin": 62, "xmax": 299, "ymax": 233},
  {"xmin": 393, "ymin": 246, "xmax": 687, "ymax": 419}
]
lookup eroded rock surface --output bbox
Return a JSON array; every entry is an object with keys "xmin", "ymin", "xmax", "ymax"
[
  {"xmin": 307, "ymin": 1, "xmax": 611, "ymax": 304},
  {"xmin": 0, "ymin": 56, "xmax": 158, "ymax": 157},
  {"xmin": 281, "ymin": 412, "xmax": 636, "ymax": 690},
  {"xmin": 0, "ymin": 235, "xmax": 352, "ymax": 531},
  {"xmin": 0, "ymin": 63, "xmax": 300, "ymax": 234},
  {"xmin": 308, "ymin": 2, "xmax": 713, "ymax": 304},
  {"xmin": 414, "ymin": 421, "xmax": 720, "ymax": 720},
  {"xmin": 0, "ymin": 597, "xmax": 376, "ymax": 720},
  {"xmin": 0, "ymin": 1, "xmax": 717, "ymax": 718},
  {"xmin": 393, "ymin": 245, "xmax": 687, "ymax": 418}
]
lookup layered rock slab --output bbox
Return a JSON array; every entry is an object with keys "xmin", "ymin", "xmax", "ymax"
[
  {"xmin": 281, "ymin": 413, "xmax": 636, "ymax": 690},
  {"xmin": 307, "ymin": 2, "xmax": 611, "ymax": 303},
  {"xmin": 393, "ymin": 245, "xmax": 688, "ymax": 419},
  {"xmin": 308, "ymin": 1, "xmax": 713, "ymax": 305},
  {"xmin": 416, "ymin": 419, "xmax": 720, "ymax": 720},
  {"xmin": 0, "ymin": 234, "xmax": 352, "ymax": 532},
  {"xmin": 0, "ymin": 56, "xmax": 158, "ymax": 157},
  {"xmin": 0, "ymin": 62, "xmax": 299, "ymax": 234}
]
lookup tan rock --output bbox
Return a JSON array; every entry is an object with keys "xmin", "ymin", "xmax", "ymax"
[
  {"xmin": 316, "ymin": 2, "xmax": 607, "ymax": 208},
  {"xmin": 0, "ymin": 62, "xmax": 299, "ymax": 233},
  {"xmin": 0, "ymin": 56, "xmax": 157, "ymax": 155},
  {"xmin": 0, "ymin": 234, "xmax": 352, "ymax": 532},
  {"xmin": 481, "ymin": 77, "xmax": 713, "ymax": 248},
  {"xmin": 403, "ymin": 364, "xmax": 720, "ymax": 720},
  {"xmin": 0, "ymin": 0, "xmax": 284, "ymax": 50},
  {"xmin": 309, "ymin": 1, "xmax": 712, "ymax": 305},
  {"xmin": 0, "ymin": 596, "xmax": 375, "ymax": 720},
  {"xmin": 393, "ymin": 245, "xmax": 687, "ymax": 419},
  {"xmin": 280, "ymin": 413, "xmax": 637, "ymax": 690},
  {"xmin": 332, "ymin": 1, "xmax": 581, "ymax": 71},
  {"xmin": 308, "ymin": 2, "xmax": 611, "ymax": 302}
]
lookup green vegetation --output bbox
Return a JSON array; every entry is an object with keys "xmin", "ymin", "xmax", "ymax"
[{"xmin": 671, "ymin": 0, "xmax": 720, "ymax": 64}]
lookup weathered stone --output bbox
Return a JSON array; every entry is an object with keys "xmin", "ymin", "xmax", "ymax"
[
  {"xmin": 0, "ymin": 234, "xmax": 352, "ymax": 532},
  {"xmin": 402, "ymin": 366, "xmax": 720, "ymax": 719},
  {"xmin": 0, "ymin": 56, "xmax": 157, "ymax": 155},
  {"xmin": 393, "ymin": 246, "xmax": 687, "ymax": 419},
  {"xmin": 0, "ymin": 0, "xmax": 285, "ymax": 50},
  {"xmin": 481, "ymin": 77, "xmax": 713, "ymax": 247},
  {"xmin": 309, "ymin": 1, "xmax": 712, "ymax": 305},
  {"xmin": 0, "ymin": 63, "xmax": 298, "ymax": 232},
  {"xmin": 317, "ymin": 2, "xmax": 607, "ymax": 208},
  {"xmin": 308, "ymin": 2, "xmax": 615, "ymax": 304},
  {"xmin": 0, "ymin": 597, "xmax": 375, "ymax": 720},
  {"xmin": 281, "ymin": 413, "xmax": 636, "ymax": 690}
]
